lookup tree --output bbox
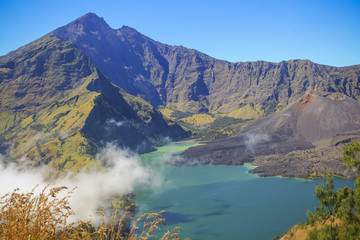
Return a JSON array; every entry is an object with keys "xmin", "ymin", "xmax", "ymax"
[
  {"xmin": 343, "ymin": 141, "xmax": 360, "ymax": 172},
  {"xmin": 306, "ymin": 175, "xmax": 341, "ymax": 240},
  {"xmin": 304, "ymin": 141, "xmax": 360, "ymax": 240}
]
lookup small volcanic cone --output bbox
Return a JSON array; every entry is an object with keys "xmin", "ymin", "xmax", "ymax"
[{"xmin": 180, "ymin": 92, "xmax": 360, "ymax": 178}]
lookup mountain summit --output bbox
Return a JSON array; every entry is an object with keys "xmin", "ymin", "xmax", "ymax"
[
  {"xmin": 54, "ymin": 12, "xmax": 115, "ymax": 43},
  {"xmin": 0, "ymin": 14, "xmax": 189, "ymax": 171},
  {"xmin": 52, "ymin": 13, "xmax": 167, "ymax": 106}
]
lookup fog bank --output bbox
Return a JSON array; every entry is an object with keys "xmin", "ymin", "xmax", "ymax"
[{"xmin": 0, "ymin": 143, "xmax": 161, "ymax": 222}]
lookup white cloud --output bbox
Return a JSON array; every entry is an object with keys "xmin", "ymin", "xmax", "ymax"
[{"xmin": 0, "ymin": 143, "xmax": 162, "ymax": 223}]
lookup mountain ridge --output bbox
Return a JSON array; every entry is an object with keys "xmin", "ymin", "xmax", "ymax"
[
  {"xmin": 1, "ymin": 13, "xmax": 360, "ymax": 177},
  {"xmin": 0, "ymin": 33, "xmax": 188, "ymax": 171},
  {"xmin": 45, "ymin": 13, "xmax": 360, "ymax": 116}
]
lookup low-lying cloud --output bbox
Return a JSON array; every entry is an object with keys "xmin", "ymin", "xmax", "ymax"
[
  {"xmin": 0, "ymin": 143, "xmax": 161, "ymax": 222},
  {"xmin": 105, "ymin": 118, "xmax": 125, "ymax": 127},
  {"xmin": 0, "ymin": 155, "xmax": 50, "ymax": 196},
  {"xmin": 244, "ymin": 133, "xmax": 269, "ymax": 153},
  {"xmin": 165, "ymin": 153, "xmax": 200, "ymax": 166}
]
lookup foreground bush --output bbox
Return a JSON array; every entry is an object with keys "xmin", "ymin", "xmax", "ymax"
[
  {"xmin": 0, "ymin": 186, "xmax": 185, "ymax": 240},
  {"xmin": 280, "ymin": 141, "xmax": 360, "ymax": 240}
]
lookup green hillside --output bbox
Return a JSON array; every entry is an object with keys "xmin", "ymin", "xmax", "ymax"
[{"xmin": 0, "ymin": 34, "xmax": 188, "ymax": 172}]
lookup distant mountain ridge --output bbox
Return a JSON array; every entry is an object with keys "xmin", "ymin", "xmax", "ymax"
[{"xmin": 49, "ymin": 13, "xmax": 360, "ymax": 116}]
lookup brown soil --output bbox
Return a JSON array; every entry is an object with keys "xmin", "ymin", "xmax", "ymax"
[{"xmin": 291, "ymin": 93, "xmax": 316, "ymax": 112}]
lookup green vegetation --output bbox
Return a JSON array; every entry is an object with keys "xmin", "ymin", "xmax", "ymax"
[
  {"xmin": 0, "ymin": 186, "xmax": 186, "ymax": 240},
  {"xmin": 157, "ymin": 108, "xmax": 247, "ymax": 141},
  {"xmin": 211, "ymin": 116, "xmax": 245, "ymax": 129},
  {"xmin": 0, "ymin": 35, "xmax": 102, "ymax": 172},
  {"xmin": 305, "ymin": 175, "xmax": 352, "ymax": 239},
  {"xmin": 285, "ymin": 141, "xmax": 360, "ymax": 239},
  {"xmin": 167, "ymin": 110, "xmax": 194, "ymax": 120},
  {"xmin": 192, "ymin": 116, "xmax": 245, "ymax": 141},
  {"xmin": 0, "ymin": 34, "xmax": 189, "ymax": 173},
  {"xmin": 180, "ymin": 113, "xmax": 216, "ymax": 125},
  {"xmin": 178, "ymin": 115, "xmax": 245, "ymax": 141},
  {"xmin": 342, "ymin": 141, "xmax": 360, "ymax": 172},
  {"xmin": 261, "ymin": 100, "xmax": 281, "ymax": 115}
]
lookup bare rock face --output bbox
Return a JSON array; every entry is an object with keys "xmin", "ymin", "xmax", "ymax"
[
  {"xmin": 181, "ymin": 92, "xmax": 360, "ymax": 178},
  {"xmin": 52, "ymin": 13, "xmax": 360, "ymax": 115}
]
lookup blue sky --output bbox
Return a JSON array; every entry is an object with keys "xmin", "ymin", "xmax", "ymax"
[{"xmin": 0, "ymin": 0, "xmax": 359, "ymax": 67}]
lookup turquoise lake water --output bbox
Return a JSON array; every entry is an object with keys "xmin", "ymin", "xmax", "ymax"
[{"xmin": 136, "ymin": 142, "xmax": 354, "ymax": 240}]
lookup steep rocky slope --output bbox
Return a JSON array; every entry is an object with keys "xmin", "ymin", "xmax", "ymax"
[
  {"xmin": 0, "ymin": 34, "xmax": 188, "ymax": 171},
  {"xmin": 51, "ymin": 13, "xmax": 360, "ymax": 117},
  {"xmin": 181, "ymin": 92, "xmax": 360, "ymax": 178}
]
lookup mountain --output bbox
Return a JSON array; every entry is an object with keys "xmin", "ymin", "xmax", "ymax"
[
  {"xmin": 0, "ymin": 33, "xmax": 188, "ymax": 171},
  {"xmin": 49, "ymin": 13, "xmax": 360, "ymax": 117},
  {"xmin": 1, "ymin": 13, "xmax": 360, "ymax": 175},
  {"xmin": 180, "ymin": 92, "xmax": 360, "ymax": 178}
]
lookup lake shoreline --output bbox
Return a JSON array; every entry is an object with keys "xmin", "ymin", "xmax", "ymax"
[
  {"xmin": 176, "ymin": 139, "xmax": 358, "ymax": 180},
  {"xmin": 137, "ymin": 142, "xmax": 355, "ymax": 240}
]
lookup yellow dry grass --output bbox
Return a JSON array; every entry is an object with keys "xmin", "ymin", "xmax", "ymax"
[
  {"xmin": 281, "ymin": 217, "xmax": 342, "ymax": 240},
  {"xmin": 180, "ymin": 114, "xmax": 216, "ymax": 125},
  {"xmin": 0, "ymin": 185, "xmax": 74, "ymax": 240},
  {"xmin": 0, "ymin": 186, "xmax": 188, "ymax": 240},
  {"xmin": 160, "ymin": 108, "xmax": 175, "ymax": 120},
  {"xmin": 280, "ymin": 224, "xmax": 308, "ymax": 240},
  {"xmin": 226, "ymin": 104, "xmax": 264, "ymax": 120}
]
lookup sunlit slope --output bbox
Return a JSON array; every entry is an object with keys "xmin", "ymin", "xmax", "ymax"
[{"xmin": 0, "ymin": 35, "xmax": 188, "ymax": 171}]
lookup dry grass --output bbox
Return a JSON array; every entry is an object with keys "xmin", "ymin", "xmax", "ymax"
[
  {"xmin": 0, "ymin": 185, "xmax": 74, "ymax": 239},
  {"xmin": 225, "ymin": 103, "xmax": 264, "ymax": 120},
  {"xmin": 180, "ymin": 114, "xmax": 216, "ymax": 125},
  {"xmin": 0, "ymin": 186, "xmax": 187, "ymax": 240},
  {"xmin": 280, "ymin": 217, "xmax": 342, "ymax": 240}
]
